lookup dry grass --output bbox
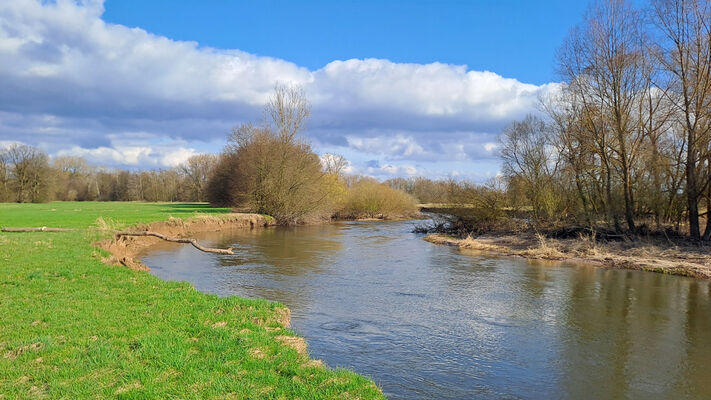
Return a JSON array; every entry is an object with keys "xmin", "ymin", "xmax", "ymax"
[{"xmin": 424, "ymin": 232, "xmax": 711, "ymax": 279}]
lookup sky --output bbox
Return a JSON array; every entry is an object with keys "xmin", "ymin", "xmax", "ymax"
[{"xmin": 0, "ymin": 0, "xmax": 587, "ymax": 180}]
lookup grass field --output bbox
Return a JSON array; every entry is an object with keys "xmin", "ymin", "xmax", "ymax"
[{"xmin": 0, "ymin": 202, "xmax": 383, "ymax": 399}]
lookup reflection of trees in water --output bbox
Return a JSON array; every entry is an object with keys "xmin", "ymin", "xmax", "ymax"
[
  {"xmin": 214, "ymin": 225, "xmax": 344, "ymax": 275},
  {"xmin": 430, "ymin": 253, "xmax": 711, "ymax": 398},
  {"xmin": 559, "ymin": 270, "xmax": 711, "ymax": 399},
  {"xmin": 682, "ymin": 281, "xmax": 711, "ymax": 398},
  {"xmin": 207, "ymin": 225, "xmax": 346, "ymax": 312}
]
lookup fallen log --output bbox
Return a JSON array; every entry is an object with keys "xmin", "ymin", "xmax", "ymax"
[
  {"xmin": 1, "ymin": 227, "xmax": 74, "ymax": 232},
  {"xmin": 114, "ymin": 231, "xmax": 234, "ymax": 255}
]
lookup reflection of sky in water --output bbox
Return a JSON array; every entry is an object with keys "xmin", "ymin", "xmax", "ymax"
[{"xmin": 142, "ymin": 221, "xmax": 711, "ymax": 400}]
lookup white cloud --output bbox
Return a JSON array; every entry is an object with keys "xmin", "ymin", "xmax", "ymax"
[
  {"xmin": 373, "ymin": 164, "xmax": 420, "ymax": 176},
  {"xmin": 347, "ymin": 135, "xmax": 426, "ymax": 159},
  {"xmin": 56, "ymin": 143, "xmax": 198, "ymax": 168},
  {"xmin": 0, "ymin": 0, "xmax": 557, "ymax": 177}
]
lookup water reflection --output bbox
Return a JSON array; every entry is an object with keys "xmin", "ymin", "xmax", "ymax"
[{"xmin": 142, "ymin": 220, "xmax": 711, "ymax": 400}]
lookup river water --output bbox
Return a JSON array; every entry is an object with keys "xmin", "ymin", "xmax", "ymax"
[{"xmin": 141, "ymin": 220, "xmax": 711, "ymax": 400}]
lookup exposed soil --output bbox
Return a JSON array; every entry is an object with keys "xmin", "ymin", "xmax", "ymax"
[
  {"xmin": 424, "ymin": 232, "xmax": 711, "ymax": 279},
  {"xmin": 97, "ymin": 213, "xmax": 275, "ymax": 272}
]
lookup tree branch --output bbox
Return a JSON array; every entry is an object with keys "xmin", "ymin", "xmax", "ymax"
[{"xmin": 114, "ymin": 231, "xmax": 234, "ymax": 255}]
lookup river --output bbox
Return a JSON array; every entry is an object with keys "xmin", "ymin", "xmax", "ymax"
[{"xmin": 141, "ymin": 220, "xmax": 711, "ymax": 400}]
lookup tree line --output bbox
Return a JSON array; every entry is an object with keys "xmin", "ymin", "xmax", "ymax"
[
  {"xmin": 0, "ymin": 144, "xmax": 219, "ymax": 203},
  {"xmin": 498, "ymin": 0, "xmax": 711, "ymax": 241}
]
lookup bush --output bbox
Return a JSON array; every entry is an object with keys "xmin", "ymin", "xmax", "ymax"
[{"xmin": 337, "ymin": 178, "xmax": 418, "ymax": 219}]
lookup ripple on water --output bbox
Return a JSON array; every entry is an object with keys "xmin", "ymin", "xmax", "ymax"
[{"xmin": 319, "ymin": 321, "xmax": 361, "ymax": 331}]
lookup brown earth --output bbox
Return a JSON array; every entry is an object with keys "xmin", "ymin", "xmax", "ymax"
[
  {"xmin": 425, "ymin": 232, "xmax": 711, "ymax": 279},
  {"xmin": 97, "ymin": 213, "xmax": 275, "ymax": 272}
]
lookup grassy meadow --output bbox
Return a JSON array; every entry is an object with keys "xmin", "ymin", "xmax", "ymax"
[{"xmin": 0, "ymin": 202, "xmax": 383, "ymax": 399}]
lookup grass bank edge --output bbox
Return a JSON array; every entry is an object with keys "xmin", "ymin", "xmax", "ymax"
[{"xmin": 0, "ymin": 202, "xmax": 385, "ymax": 399}]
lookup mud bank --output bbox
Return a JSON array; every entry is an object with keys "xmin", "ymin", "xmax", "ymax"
[
  {"xmin": 99, "ymin": 213, "xmax": 276, "ymax": 271},
  {"xmin": 424, "ymin": 233, "xmax": 711, "ymax": 279}
]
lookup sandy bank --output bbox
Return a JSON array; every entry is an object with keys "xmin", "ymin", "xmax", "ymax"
[
  {"xmin": 98, "ymin": 213, "xmax": 275, "ymax": 272},
  {"xmin": 424, "ymin": 233, "xmax": 711, "ymax": 279}
]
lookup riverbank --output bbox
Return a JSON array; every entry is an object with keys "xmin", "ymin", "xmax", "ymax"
[
  {"xmin": 99, "ymin": 213, "xmax": 277, "ymax": 271},
  {"xmin": 0, "ymin": 202, "xmax": 384, "ymax": 399},
  {"xmin": 424, "ymin": 232, "xmax": 711, "ymax": 279}
]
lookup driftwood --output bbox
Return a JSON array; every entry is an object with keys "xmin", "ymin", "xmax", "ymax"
[
  {"xmin": 1, "ymin": 227, "xmax": 74, "ymax": 232},
  {"xmin": 115, "ymin": 231, "xmax": 235, "ymax": 255}
]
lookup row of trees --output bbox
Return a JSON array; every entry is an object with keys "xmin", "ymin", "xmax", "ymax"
[
  {"xmin": 0, "ymin": 144, "xmax": 219, "ymax": 203},
  {"xmin": 500, "ymin": 0, "xmax": 711, "ymax": 240}
]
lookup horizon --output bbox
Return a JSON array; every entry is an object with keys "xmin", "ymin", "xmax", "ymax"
[{"xmin": 0, "ymin": 0, "xmax": 586, "ymax": 180}]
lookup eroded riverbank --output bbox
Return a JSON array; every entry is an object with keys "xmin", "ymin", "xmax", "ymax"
[{"xmin": 98, "ymin": 213, "xmax": 276, "ymax": 271}]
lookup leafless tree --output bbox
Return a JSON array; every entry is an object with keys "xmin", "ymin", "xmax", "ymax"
[
  {"xmin": 500, "ymin": 115, "xmax": 561, "ymax": 221},
  {"xmin": 2, "ymin": 144, "xmax": 51, "ymax": 203},
  {"xmin": 651, "ymin": 0, "xmax": 711, "ymax": 240},
  {"xmin": 179, "ymin": 154, "xmax": 218, "ymax": 202},
  {"xmin": 266, "ymin": 83, "xmax": 311, "ymax": 143}
]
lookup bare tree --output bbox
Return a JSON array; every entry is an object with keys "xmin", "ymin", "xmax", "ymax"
[
  {"xmin": 651, "ymin": 0, "xmax": 711, "ymax": 240},
  {"xmin": 0, "ymin": 151, "xmax": 10, "ymax": 202},
  {"xmin": 2, "ymin": 144, "xmax": 51, "ymax": 203},
  {"xmin": 321, "ymin": 154, "xmax": 349, "ymax": 178},
  {"xmin": 179, "ymin": 154, "xmax": 218, "ymax": 202},
  {"xmin": 266, "ymin": 83, "xmax": 311, "ymax": 143},
  {"xmin": 500, "ymin": 115, "xmax": 561, "ymax": 221}
]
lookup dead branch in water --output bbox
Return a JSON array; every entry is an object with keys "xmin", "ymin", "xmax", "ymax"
[
  {"xmin": 1, "ymin": 226, "xmax": 234, "ymax": 255},
  {"xmin": 114, "ymin": 231, "xmax": 234, "ymax": 255},
  {"xmin": 1, "ymin": 227, "xmax": 74, "ymax": 232}
]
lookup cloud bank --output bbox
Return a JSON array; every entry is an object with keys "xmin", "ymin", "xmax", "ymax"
[{"xmin": 0, "ymin": 0, "xmax": 557, "ymax": 178}]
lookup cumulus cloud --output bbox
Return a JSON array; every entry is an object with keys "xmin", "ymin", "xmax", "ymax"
[
  {"xmin": 0, "ymin": 0, "xmax": 557, "ymax": 175},
  {"xmin": 55, "ymin": 144, "xmax": 197, "ymax": 168}
]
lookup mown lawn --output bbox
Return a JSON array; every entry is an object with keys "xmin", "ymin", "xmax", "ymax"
[{"xmin": 0, "ymin": 202, "xmax": 383, "ymax": 399}]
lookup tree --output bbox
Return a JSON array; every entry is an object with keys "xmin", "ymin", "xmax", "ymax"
[
  {"xmin": 1, "ymin": 144, "xmax": 51, "ymax": 203},
  {"xmin": 52, "ymin": 156, "xmax": 92, "ymax": 201},
  {"xmin": 500, "ymin": 115, "xmax": 560, "ymax": 221},
  {"xmin": 560, "ymin": 0, "xmax": 648, "ymax": 231},
  {"xmin": 0, "ymin": 152, "xmax": 10, "ymax": 202},
  {"xmin": 651, "ymin": 0, "xmax": 711, "ymax": 240},
  {"xmin": 209, "ymin": 85, "xmax": 340, "ymax": 224},
  {"xmin": 180, "ymin": 154, "xmax": 218, "ymax": 202}
]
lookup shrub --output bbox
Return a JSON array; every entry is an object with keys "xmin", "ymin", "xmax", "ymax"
[{"xmin": 337, "ymin": 178, "xmax": 418, "ymax": 219}]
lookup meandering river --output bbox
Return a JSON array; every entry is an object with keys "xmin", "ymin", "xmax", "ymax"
[{"xmin": 141, "ymin": 220, "xmax": 711, "ymax": 400}]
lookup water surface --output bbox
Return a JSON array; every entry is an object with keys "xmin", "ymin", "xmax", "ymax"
[{"xmin": 141, "ymin": 220, "xmax": 711, "ymax": 400}]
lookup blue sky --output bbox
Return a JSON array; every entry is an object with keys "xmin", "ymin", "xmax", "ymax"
[
  {"xmin": 0, "ymin": 0, "xmax": 586, "ymax": 179},
  {"xmin": 103, "ymin": 0, "xmax": 586, "ymax": 85}
]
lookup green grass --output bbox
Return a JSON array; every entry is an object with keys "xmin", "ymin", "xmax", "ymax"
[
  {"xmin": 0, "ymin": 202, "xmax": 383, "ymax": 399},
  {"xmin": 0, "ymin": 202, "xmax": 234, "ymax": 229}
]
